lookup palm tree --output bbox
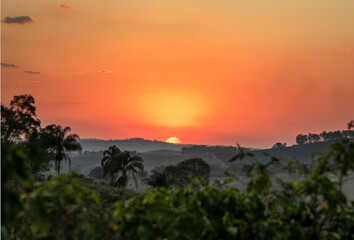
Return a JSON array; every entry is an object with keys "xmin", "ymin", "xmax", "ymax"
[
  {"xmin": 40, "ymin": 124, "xmax": 82, "ymax": 174},
  {"xmin": 115, "ymin": 151, "xmax": 144, "ymax": 189},
  {"xmin": 101, "ymin": 145, "xmax": 122, "ymax": 185}
]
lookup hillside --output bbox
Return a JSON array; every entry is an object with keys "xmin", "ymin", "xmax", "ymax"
[
  {"xmin": 66, "ymin": 140, "xmax": 352, "ymax": 178},
  {"xmin": 78, "ymin": 138, "xmax": 185, "ymax": 152},
  {"xmin": 216, "ymin": 140, "xmax": 345, "ymax": 166}
]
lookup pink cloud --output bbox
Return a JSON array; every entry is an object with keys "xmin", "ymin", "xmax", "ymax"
[
  {"xmin": 340, "ymin": 48, "xmax": 354, "ymax": 54},
  {"xmin": 99, "ymin": 70, "xmax": 113, "ymax": 74},
  {"xmin": 59, "ymin": 4, "xmax": 75, "ymax": 10},
  {"xmin": 1, "ymin": 80, "xmax": 40, "ymax": 84},
  {"xmin": 44, "ymin": 37, "xmax": 54, "ymax": 42}
]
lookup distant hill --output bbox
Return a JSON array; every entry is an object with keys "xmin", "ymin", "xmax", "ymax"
[
  {"xmin": 68, "ymin": 138, "xmax": 352, "ymax": 177},
  {"xmin": 216, "ymin": 140, "xmax": 350, "ymax": 166},
  {"xmin": 78, "ymin": 138, "xmax": 185, "ymax": 152}
]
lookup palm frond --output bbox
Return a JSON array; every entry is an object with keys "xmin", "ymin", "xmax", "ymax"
[
  {"xmin": 65, "ymin": 133, "xmax": 80, "ymax": 140},
  {"xmin": 63, "ymin": 141, "xmax": 82, "ymax": 152},
  {"xmin": 132, "ymin": 172, "xmax": 138, "ymax": 190},
  {"xmin": 130, "ymin": 161, "xmax": 144, "ymax": 171},
  {"xmin": 101, "ymin": 156, "xmax": 110, "ymax": 166},
  {"xmin": 63, "ymin": 126, "xmax": 71, "ymax": 135},
  {"xmin": 128, "ymin": 155, "xmax": 143, "ymax": 163}
]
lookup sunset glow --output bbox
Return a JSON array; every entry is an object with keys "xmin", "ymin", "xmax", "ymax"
[
  {"xmin": 166, "ymin": 137, "xmax": 182, "ymax": 144},
  {"xmin": 2, "ymin": 0, "xmax": 354, "ymax": 148}
]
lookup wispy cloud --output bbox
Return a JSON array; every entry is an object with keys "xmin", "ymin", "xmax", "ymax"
[
  {"xmin": 17, "ymin": 80, "xmax": 41, "ymax": 84},
  {"xmin": 99, "ymin": 70, "xmax": 113, "ymax": 74},
  {"xmin": 340, "ymin": 48, "xmax": 354, "ymax": 54},
  {"xmin": 44, "ymin": 37, "xmax": 54, "ymax": 42},
  {"xmin": 2, "ymin": 16, "xmax": 33, "ymax": 24},
  {"xmin": 2, "ymin": 80, "xmax": 40, "ymax": 84},
  {"xmin": 59, "ymin": 4, "xmax": 75, "ymax": 10},
  {"xmin": 24, "ymin": 70, "xmax": 41, "ymax": 74},
  {"xmin": 1, "ymin": 62, "xmax": 19, "ymax": 68}
]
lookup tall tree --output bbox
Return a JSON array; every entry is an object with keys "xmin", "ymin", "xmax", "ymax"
[
  {"xmin": 296, "ymin": 134, "xmax": 308, "ymax": 145},
  {"xmin": 1, "ymin": 94, "xmax": 40, "ymax": 141},
  {"xmin": 40, "ymin": 125, "xmax": 82, "ymax": 174},
  {"xmin": 115, "ymin": 151, "xmax": 144, "ymax": 189},
  {"xmin": 101, "ymin": 145, "xmax": 122, "ymax": 185}
]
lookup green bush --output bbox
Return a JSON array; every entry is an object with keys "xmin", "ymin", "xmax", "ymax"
[{"xmin": 18, "ymin": 173, "xmax": 109, "ymax": 240}]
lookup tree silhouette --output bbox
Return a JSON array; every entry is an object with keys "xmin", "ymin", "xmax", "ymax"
[
  {"xmin": 271, "ymin": 142, "xmax": 287, "ymax": 149},
  {"xmin": 101, "ymin": 145, "xmax": 122, "ymax": 185},
  {"xmin": 1, "ymin": 94, "xmax": 40, "ymax": 141},
  {"xmin": 115, "ymin": 151, "xmax": 144, "ymax": 189},
  {"xmin": 296, "ymin": 134, "xmax": 308, "ymax": 145},
  {"xmin": 164, "ymin": 158, "xmax": 211, "ymax": 187},
  {"xmin": 142, "ymin": 170, "xmax": 171, "ymax": 188},
  {"xmin": 101, "ymin": 146, "xmax": 144, "ymax": 189},
  {"xmin": 40, "ymin": 125, "xmax": 82, "ymax": 174}
]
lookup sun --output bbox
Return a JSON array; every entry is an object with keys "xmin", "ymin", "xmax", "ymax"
[{"xmin": 166, "ymin": 137, "xmax": 181, "ymax": 144}]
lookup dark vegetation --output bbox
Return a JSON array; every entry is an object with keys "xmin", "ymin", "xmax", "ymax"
[
  {"xmin": 296, "ymin": 129, "xmax": 354, "ymax": 145},
  {"xmin": 142, "ymin": 158, "xmax": 211, "ymax": 188},
  {"xmin": 101, "ymin": 145, "xmax": 144, "ymax": 189},
  {"xmin": 2, "ymin": 95, "xmax": 354, "ymax": 239},
  {"xmin": 181, "ymin": 145, "xmax": 244, "ymax": 154},
  {"xmin": 78, "ymin": 138, "xmax": 182, "ymax": 152}
]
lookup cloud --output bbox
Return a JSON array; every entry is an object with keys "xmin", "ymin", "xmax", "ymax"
[
  {"xmin": 2, "ymin": 80, "xmax": 40, "ymax": 84},
  {"xmin": 59, "ymin": 4, "xmax": 75, "ymax": 10},
  {"xmin": 17, "ymin": 80, "xmax": 41, "ymax": 84},
  {"xmin": 99, "ymin": 70, "xmax": 113, "ymax": 74},
  {"xmin": 340, "ymin": 48, "xmax": 354, "ymax": 54},
  {"xmin": 1, "ymin": 62, "xmax": 19, "ymax": 68},
  {"xmin": 24, "ymin": 70, "xmax": 41, "ymax": 74},
  {"xmin": 2, "ymin": 16, "xmax": 33, "ymax": 24}
]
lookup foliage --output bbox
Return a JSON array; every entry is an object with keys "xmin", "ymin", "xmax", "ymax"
[
  {"xmin": 286, "ymin": 157, "xmax": 311, "ymax": 178},
  {"xmin": 1, "ymin": 141, "xmax": 32, "ymax": 239},
  {"xmin": 272, "ymin": 142, "xmax": 287, "ymax": 149},
  {"xmin": 296, "ymin": 130, "xmax": 354, "ymax": 145},
  {"xmin": 111, "ymin": 184, "xmax": 277, "ymax": 240},
  {"xmin": 88, "ymin": 166, "xmax": 106, "ymax": 179},
  {"xmin": 40, "ymin": 124, "xmax": 82, "ymax": 174},
  {"xmin": 164, "ymin": 158, "xmax": 211, "ymax": 187},
  {"xmin": 115, "ymin": 151, "xmax": 144, "ymax": 189},
  {"xmin": 1, "ymin": 94, "xmax": 41, "ymax": 141},
  {"xmin": 181, "ymin": 145, "xmax": 241, "ymax": 154},
  {"xmin": 101, "ymin": 145, "xmax": 122, "ymax": 185},
  {"xmin": 18, "ymin": 173, "xmax": 110, "ymax": 240},
  {"xmin": 72, "ymin": 172, "xmax": 138, "ymax": 208},
  {"xmin": 142, "ymin": 170, "xmax": 172, "ymax": 188},
  {"xmin": 101, "ymin": 145, "xmax": 144, "ymax": 189}
]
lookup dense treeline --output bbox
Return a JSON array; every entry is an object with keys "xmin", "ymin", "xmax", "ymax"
[
  {"xmin": 181, "ymin": 145, "xmax": 249, "ymax": 154},
  {"xmin": 2, "ymin": 94, "xmax": 354, "ymax": 239},
  {"xmin": 142, "ymin": 158, "xmax": 211, "ymax": 188},
  {"xmin": 296, "ymin": 129, "xmax": 354, "ymax": 145}
]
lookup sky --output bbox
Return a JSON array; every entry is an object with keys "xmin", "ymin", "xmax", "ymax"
[{"xmin": 1, "ymin": 0, "xmax": 354, "ymax": 148}]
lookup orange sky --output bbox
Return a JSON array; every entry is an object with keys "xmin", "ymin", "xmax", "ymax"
[{"xmin": 1, "ymin": 0, "xmax": 354, "ymax": 148}]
